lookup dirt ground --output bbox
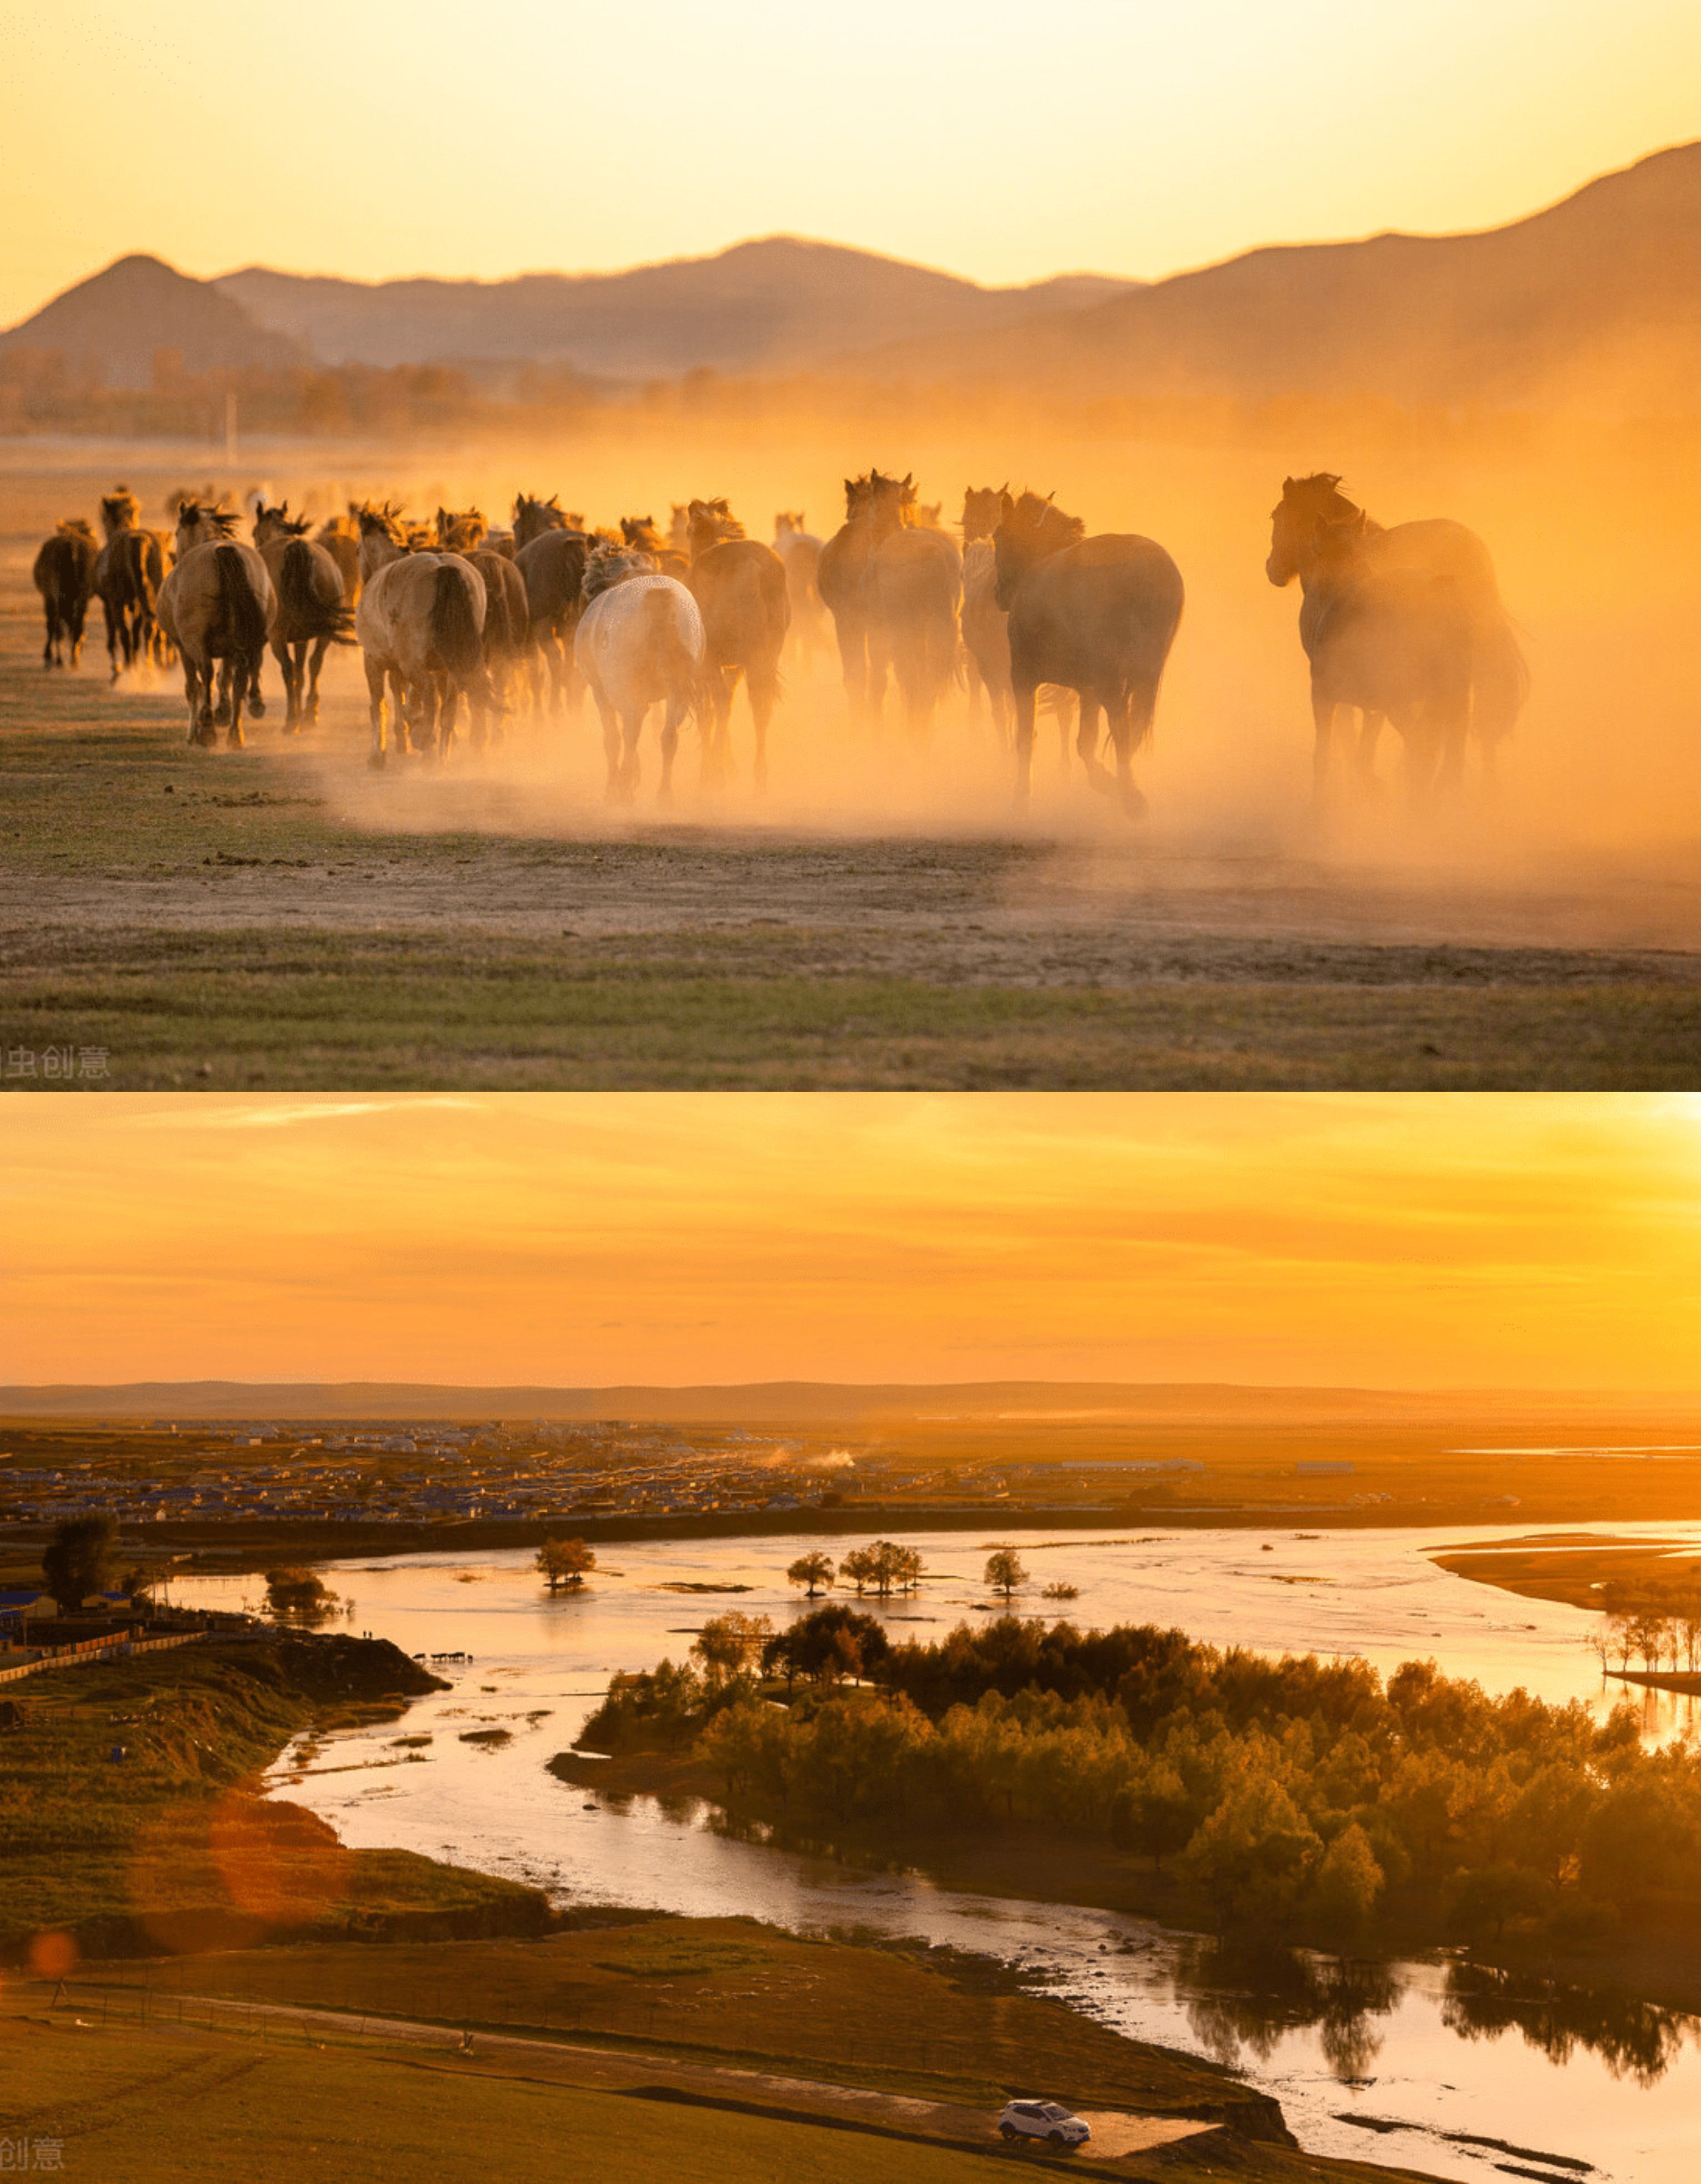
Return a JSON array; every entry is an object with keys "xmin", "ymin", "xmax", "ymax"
[{"xmin": 4, "ymin": 448, "xmax": 1699, "ymax": 1088}]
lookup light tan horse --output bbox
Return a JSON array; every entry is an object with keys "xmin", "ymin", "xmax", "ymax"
[
  {"xmin": 355, "ymin": 527, "xmax": 491, "ymax": 766},
  {"xmin": 315, "ymin": 507, "xmax": 364, "ymax": 612},
  {"xmin": 438, "ymin": 508, "xmax": 531, "ymax": 728},
  {"xmin": 252, "ymin": 502, "xmax": 354, "ymax": 730},
  {"xmin": 156, "ymin": 504, "xmax": 276, "ymax": 747}
]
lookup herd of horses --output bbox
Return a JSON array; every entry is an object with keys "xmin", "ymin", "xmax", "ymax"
[{"xmin": 30, "ymin": 471, "xmax": 1527, "ymax": 807}]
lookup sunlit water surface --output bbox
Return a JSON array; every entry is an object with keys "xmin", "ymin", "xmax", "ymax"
[{"xmin": 180, "ymin": 1523, "xmax": 1701, "ymax": 2183}]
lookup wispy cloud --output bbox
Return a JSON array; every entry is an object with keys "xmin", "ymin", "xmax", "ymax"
[{"xmin": 126, "ymin": 1099, "xmax": 484, "ymax": 1131}]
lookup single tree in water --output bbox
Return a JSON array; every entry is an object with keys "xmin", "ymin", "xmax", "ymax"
[
  {"xmin": 537, "ymin": 1536, "xmax": 597, "ymax": 1592},
  {"xmin": 786, "ymin": 1551, "xmax": 836, "ymax": 1600},
  {"xmin": 42, "ymin": 1513, "xmax": 120, "ymax": 1612},
  {"xmin": 985, "ymin": 1547, "xmax": 1026, "ymax": 1602}
]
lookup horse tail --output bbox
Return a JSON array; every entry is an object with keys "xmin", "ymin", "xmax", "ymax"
[
  {"xmin": 216, "ymin": 544, "xmax": 267, "ymax": 659},
  {"xmin": 642, "ymin": 586, "xmax": 701, "ymax": 708},
  {"xmin": 281, "ymin": 538, "xmax": 355, "ymax": 644},
  {"xmin": 430, "ymin": 563, "xmax": 483, "ymax": 675},
  {"xmin": 1472, "ymin": 618, "xmax": 1529, "ymax": 746}
]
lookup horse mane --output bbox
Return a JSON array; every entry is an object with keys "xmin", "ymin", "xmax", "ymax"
[
  {"xmin": 1281, "ymin": 473, "xmax": 1363, "ymax": 523},
  {"xmin": 687, "ymin": 497, "xmax": 746, "ymax": 553},
  {"xmin": 254, "ymin": 500, "xmax": 310, "ymax": 537},
  {"xmin": 317, "ymin": 510, "xmax": 358, "ymax": 542},
  {"xmin": 513, "ymin": 491, "xmax": 568, "ymax": 531},
  {"xmin": 101, "ymin": 487, "xmax": 141, "ymax": 532},
  {"xmin": 57, "ymin": 517, "xmax": 97, "ymax": 542},
  {"xmin": 437, "ymin": 506, "xmax": 487, "ymax": 552},
  {"xmin": 355, "ymin": 501, "xmax": 409, "ymax": 546},
  {"xmin": 1000, "ymin": 490, "xmax": 1085, "ymax": 554},
  {"xmin": 582, "ymin": 544, "xmax": 658, "ymax": 601},
  {"xmin": 179, "ymin": 502, "xmax": 240, "ymax": 539}
]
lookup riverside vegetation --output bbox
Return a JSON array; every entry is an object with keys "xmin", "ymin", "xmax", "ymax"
[{"xmin": 576, "ymin": 1608, "xmax": 1693, "ymax": 1960}]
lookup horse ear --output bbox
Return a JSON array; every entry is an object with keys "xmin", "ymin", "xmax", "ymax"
[
  {"xmin": 1282, "ymin": 476, "xmax": 1296, "ymax": 491},
  {"xmin": 999, "ymin": 491, "xmax": 1015, "ymax": 519},
  {"xmin": 901, "ymin": 473, "xmax": 913, "ymax": 488}
]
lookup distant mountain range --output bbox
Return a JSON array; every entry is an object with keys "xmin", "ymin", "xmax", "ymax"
[
  {"xmin": 3, "ymin": 140, "xmax": 1698, "ymax": 411},
  {"xmin": 0, "ymin": 1381, "xmax": 1688, "ymax": 1422},
  {"xmin": 0, "ymin": 238, "xmax": 1135, "ymax": 389}
]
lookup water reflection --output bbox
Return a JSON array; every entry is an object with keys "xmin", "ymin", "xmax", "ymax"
[
  {"xmin": 1442, "ymin": 1960, "xmax": 1699, "ymax": 2087},
  {"xmin": 1169, "ymin": 1940, "xmax": 1403, "ymax": 2081}
]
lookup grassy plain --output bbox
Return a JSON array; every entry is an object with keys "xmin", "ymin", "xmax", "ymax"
[{"xmin": 4, "ymin": 446, "xmax": 1700, "ymax": 1088}]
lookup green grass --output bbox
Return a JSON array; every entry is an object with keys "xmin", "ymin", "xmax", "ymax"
[
  {"xmin": 0, "ymin": 1637, "xmax": 545, "ymax": 1954},
  {"xmin": 4, "ymin": 923, "xmax": 1698, "ymax": 1088},
  {"xmin": 0, "ymin": 2010, "xmax": 1025, "ymax": 2184}
]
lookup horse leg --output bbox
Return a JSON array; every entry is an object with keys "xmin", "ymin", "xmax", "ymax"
[
  {"xmin": 1077, "ymin": 690, "xmax": 1113, "ymax": 793},
  {"xmin": 621, "ymin": 707, "xmax": 645, "ymax": 802},
  {"xmin": 103, "ymin": 600, "xmax": 121, "ymax": 682},
  {"xmin": 246, "ymin": 654, "xmax": 265, "ymax": 719},
  {"xmin": 226, "ymin": 655, "xmax": 247, "ymax": 747},
  {"xmin": 660, "ymin": 698, "xmax": 686, "ymax": 806},
  {"xmin": 834, "ymin": 613, "xmax": 866, "ymax": 718},
  {"xmin": 1311, "ymin": 686, "xmax": 1338, "ymax": 801},
  {"xmin": 1355, "ymin": 710, "xmax": 1384, "ymax": 793},
  {"xmin": 305, "ymin": 637, "xmax": 330, "ymax": 725},
  {"xmin": 1116, "ymin": 690, "xmax": 1153, "ymax": 818},
  {"xmin": 748, "ymin": 659, "xmax": 779, "ymax": 790},
  {"xmin": 595, "ymin": 692, "xmax": 622, "ymax": 800},
  {"xmin": 42, "ymin": 605, "xmax": 58, "ymax": 668},
  {"xmin": 1012, "ymin": 680, "xmax": 1038, "ymax": 806},
  {"xmin": 365, "ymin": 657, "xmax": 389, "ymax": 767},
  {"xmin": 184, "ymin": 655, "xmax": 207, "ymax": 745}
]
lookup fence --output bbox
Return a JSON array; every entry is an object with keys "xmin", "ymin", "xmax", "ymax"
[{"xmin": 0, "ymin": 1627, "xmax": 207, "ymax": 1686}]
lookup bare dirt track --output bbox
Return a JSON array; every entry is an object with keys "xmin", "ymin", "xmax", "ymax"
[{"xmin": 4, "ymin": 452, "xmax": 1700, "ymax": 1088}]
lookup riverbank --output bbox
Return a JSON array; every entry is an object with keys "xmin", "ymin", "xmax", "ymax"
[{"xmin": 0, "ymin": 1631, "xmax": 549, "ymax": 1962}]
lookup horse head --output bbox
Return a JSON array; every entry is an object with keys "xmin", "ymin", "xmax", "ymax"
[
  {"xmin": 992, "ymin": 491, "xmax": 1084, "ymax": 609},
  {"xmin": 775, "ymin": 511, "xmax": 806, "ymax": 538},
  {"xmin": 513, "ymin": 493, "xmax": 568, "ymax": 547},
  {"xmin": 1266, "ymin": 474, "xmax": 1361, "ymax": 587},
  {"xmin": 961, "ymin": 486, "xmax": 1006, "ymax": 544},
  {"xmin": 437, "ymin": 506, "xmax": 487, "ymax": 553},
  {"xmin": 100, "ymin": 487, "xmax": 141, "ymax": 537},
  {"xmin": 253, "ymin": 501, "xmax": 309, "ymax": 544},
  {"xmin": 175, "ymin": 502, "xmax": 240, "ymax": 552},
  {"xmin": 686, "ymin": 498, "xmax": 746, "ymax": 556},
  {"xmin": 620, "ymin": 515, "xmax": 666, "ymax": 556}
]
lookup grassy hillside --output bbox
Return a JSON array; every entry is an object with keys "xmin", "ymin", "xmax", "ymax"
[{"xmin": 0, "ymin": 1635, "xmax": 547, "ymax": 1958}]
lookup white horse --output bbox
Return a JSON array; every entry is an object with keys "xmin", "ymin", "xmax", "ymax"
[
  {"xmin": 355, "ymin": 549, "xmax": 490, "ymax": 765},
  {"xmin": 156, "ymin": 505, "xmax": 276, "ymax": 746},
  {"xmin": 576, "ymin": 571, "xmax": 705, "ymax": 802}
]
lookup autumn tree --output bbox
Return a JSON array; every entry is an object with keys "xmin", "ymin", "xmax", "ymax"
[
  {"xmin": 984, "ymin": 1547, "xmax": 1026, "ymax": 1602},
  {"xmin": 537, "ymin": 1535, "xmax": 597, "ymax": 1592},
  {"xmin": 787, "ymin": 1551, "xmax": 836, "ymax": 1600},
  {"xmin": 692, "ymin": 1611, "xmax": 774, "ymax": 1686}
]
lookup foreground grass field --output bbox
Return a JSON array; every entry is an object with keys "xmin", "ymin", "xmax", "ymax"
[{"xmin": 3, "ymin": 508, "xmax": 1698, "ymax": 1087}]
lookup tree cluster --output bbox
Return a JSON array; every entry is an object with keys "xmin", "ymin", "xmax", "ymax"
[{"xmin": 679, "ymin": 1613, "xmax": 1688, "ymax": 1953}]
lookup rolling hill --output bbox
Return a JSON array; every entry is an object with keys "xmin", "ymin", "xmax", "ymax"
[
  {"xmin": 859, "ymin": 139, "xmax": 1701, "ymax": 415},
  {"xmin": 0, "ymin": 253, "xmax": 305, "ymax": 386},
  {"xmin": 212, "ymin": 238, "xmax": 1134, "ymax": 377}
]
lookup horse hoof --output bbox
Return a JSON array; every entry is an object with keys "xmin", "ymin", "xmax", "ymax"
[
  {"xmin": 227, "ymin": 730, "xmax": 245, "ymax": 749},
  {"xmin": 249, "ymin": 698, "xmax": 266, "ymax": 719},
  {"xmin": 368, "ymin": 751, "xmax": 387, "ymax": 771}
]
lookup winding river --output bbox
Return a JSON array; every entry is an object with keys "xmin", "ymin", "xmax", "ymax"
[{"xmin": 181, "ymin": 1521, "xmax": 1701, "ymax": 2184}]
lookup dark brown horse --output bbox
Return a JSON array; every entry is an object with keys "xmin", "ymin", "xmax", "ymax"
[
  {"xmin": 91, "ymin": 488, "xmax": 159, "ymax": 679},
  {"xmin": 253, "ymin": 502, "xmax": 354, "ymax": 729},
  {"xmin": 33, "ymin": 520, "xmax": 99, "ymax": 667},
  {"xmin": 869, "ymin": 510, "xmax": 960, "ymax": 737},
  {"xmin": 622, "ymin": 515, "xmax": 690, "ymax": 579},
  {"xmin": 960, "ymin": 485, "xmax": 1012, "ymax": 741},
  {"xmin": 515, "ymin": 523, "xmax": 593, "ymax": 712},
  {"xmin": 1266, "ymin": 474, "xmax": 1527, "ymax": 795},
  {"xmin": 994, "ymin": 491, "xmax": 1184, "ymax": 811},
  {"xmin": 440, "ymin": 507, "xmax": 531, "ymax": 727},
  {"xmin": 817, "ymin": 471, "xmax": 906, "ymax": 716},
  {"xmin": 513, "ymin": 493, "xmax": 579, "ymax": 548},
  {"xmin": 686, "ymin": 498, "xmax": 790, "ymax": 785},
  {"xmin": 1296, "ymin": 512, "xmax": 1475, "ymax": 799}
]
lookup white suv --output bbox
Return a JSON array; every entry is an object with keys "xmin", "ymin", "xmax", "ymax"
[{"xmin": 996, "ymin": 2099, "xmax": 1091, "ymax": 2149}]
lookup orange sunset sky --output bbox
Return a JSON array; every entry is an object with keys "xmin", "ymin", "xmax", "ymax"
[
  {"xmin": 2, "ymin": 1094, "xmax": 1697, "ymax": 1391},
  {"xmin": 4, "ymin": 1, "xmax": 1699, "ymax": 324}
]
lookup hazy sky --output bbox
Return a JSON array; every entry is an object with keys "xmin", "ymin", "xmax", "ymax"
[
  {"xmin": 3, "ymin": 1, "xmax": 1698, "ymax": 324},
  {"xmin": 3, "ymin": 1094, "xmax": 1697, "ymax": 1389}
]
